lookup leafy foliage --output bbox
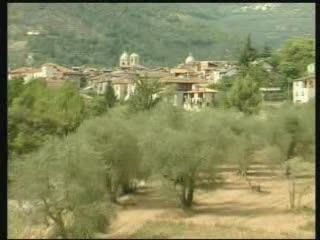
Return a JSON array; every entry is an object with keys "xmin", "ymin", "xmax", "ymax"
[
  {"xmin": 227, "ymin": 75, "xmax": 262, "ymax": 115},
  {"xmin": 77, "ymin": 110, "xmax": 142, "ymax": 202},
  {"xmin": 10, "ymin": 134, "xmax": 114, "ymax": 238},
  {"xmin": 273, "ymin": 38, "xmax": 315, "ymax": 79},
  {"xmin": 128, "ymin": 77, "xmax": 161, "ymax": 112},
  {"xmin": 84, "ymin": 95, "xmax": 108, "ymax": 118},
  {"xmin": 8, "ymin": 77, "xmax": 25, "ymax": 105},
  {"xmin": 8, "ymin": 80, "xmax": 86, "ymax": 156},
  {"xmin": 9, "ymin": 98, "xmax": 315, "ymax": 238}
]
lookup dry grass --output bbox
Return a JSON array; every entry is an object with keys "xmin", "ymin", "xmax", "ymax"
[
  {"xmin": 106, "ymin": 165, "xmax": 315, "ymax": 239},
  {"xmin": 8, "ymin": 164, "xmax": 315, "ymax": 239},
  {"xmin": 129, "ymin": 220, "xmax": 313, "ymax": 239},
  {"xmin": 8, "ymin": 208, "xmax": 48, "ymax": 239}
]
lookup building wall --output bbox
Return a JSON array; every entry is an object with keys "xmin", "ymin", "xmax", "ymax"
[
  {"xmin": 94, "ymin": 81, "xmax": 136, "ymax": 100},
  {"xmin": 183, "ymin": 91, "xmax": 215, "ymax": 111},
  {"xmin": 293, "ymin": 80, "xmax": 315, "ymax": 103},
  {"xmin": 125, "ymin": 84, "xmax": 136, "ymax": 100},
  {"xmin": 9, "ymin": 71, "xmax": 43, "ymax": 82},
  {"xmin": 307, "ymin": 79, "xmax": 315, "ymax": 101},
  {"xmin": 41, "ymin": 66, "xmax": 63, "ymax": 78},
  {"xmin": 213, "ymin": 71, "xmax": 221, "ymax": 83},
  {"xmin": 293, "ymin": 81, "xmax": 305, "ymax": 103},
  {"xmin": 113, "ymin": 84, "xmax": 122, "ymax": 99}
]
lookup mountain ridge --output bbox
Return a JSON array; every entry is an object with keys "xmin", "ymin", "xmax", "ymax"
[{"xmin": 8, "ymin": 3, "xmax": 315, "ymax": 68}]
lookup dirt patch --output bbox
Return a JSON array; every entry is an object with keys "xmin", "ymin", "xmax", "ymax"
[{"xmin": 106, "ymin": 166, "xmax": 315, "ymax": 239}]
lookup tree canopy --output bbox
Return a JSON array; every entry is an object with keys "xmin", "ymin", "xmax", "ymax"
[
  {"xmin": 273, "ymin": 38, "xmax": 315, "ymax": 79},
  {"xmin": 227, "ymin": 75, "xmax": 262, "ymax": 115},
  {"xmin": 8, "ymin": 79, "xmax": 86, "ymax": 156}
]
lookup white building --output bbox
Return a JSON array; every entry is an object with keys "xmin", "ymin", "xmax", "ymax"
[
  {"xmin": 292, "ymin": 76, "xmax": 315, "ymax": 104},
  {"xmin": 292, "ymin": 63, "xmax": 315, "ymax": 104},
  {"xmin": 8, "ymin": 67, "xmax": 43, "ymax": 83},
  {"xmin": 183, "ymin": 86, "xmax": 218, "ymax": 111}
]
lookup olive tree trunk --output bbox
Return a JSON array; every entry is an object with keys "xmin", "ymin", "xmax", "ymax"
[
  {"xmin": 179, "ymin": 176, "xmax": 195, "ymax": 209},
  {"xmin": 106, "ymin": 176, "xmax": 118, "ymax": 203},
  {"xmin": 42, "ymin": 198, "xmax": 68, "ymax": 239},
  {"xmin": 288, "ymin": 176, "xmax": 296, "ymax": 209}
]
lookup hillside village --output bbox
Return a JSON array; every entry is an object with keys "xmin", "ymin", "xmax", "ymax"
[
  {"xmin": 8, "ymin": 51, "xmax": 315, "ymax": 111},
  {"xmin": 7, "ymin": 3, "xmax": 315, "ymax": 240}
]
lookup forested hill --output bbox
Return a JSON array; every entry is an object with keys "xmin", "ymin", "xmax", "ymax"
[{"xmin": 8, "ymin": 3, "xmax": 315, "ymax": 68}]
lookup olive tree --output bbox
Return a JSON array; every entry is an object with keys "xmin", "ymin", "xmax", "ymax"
[
  {"xmin": 10, "ymin": 135, "xmax": 114, "ymax": 239},
  {"xmin": 77, "ymin": 111, "xmax": 141, "ymax": 203},
  {"xmin": 141, "ymin": 105, "xmax": 235, "ymax": 208},
  {"xmin": 260, "ymin": 102, "xmax": 315, "ymax": 209}
]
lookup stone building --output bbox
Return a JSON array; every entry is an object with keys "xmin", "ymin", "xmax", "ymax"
[
  {"xmin": 9, "ymin": 63, "xmax": 82, "ymax": 87},
  {"xmin": 171, "ymin": 54, "xmax": 238, "ymax": 83},
  {"xmin": 159, "ymin": 76, "xmax": 209, "ymax": 107},
  {"xmin": 88, "ymin": 70, "xmax": 138, "ymax": 100},
  {"xmin": 41, "ymin": 63, "xmax": 82, "ymax": 88},
  {"xmin": 8, "ymin": 67, "xmax": 43, "ymax": 83}
]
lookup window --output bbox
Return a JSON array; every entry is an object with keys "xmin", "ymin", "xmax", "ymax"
[
  {"xmin": 309, "ymin": 80, "xmax": 314, "ymax": 88},
  {"xmin": 198, "ymin": 93, "xmax": 203, "ymax": 98}
]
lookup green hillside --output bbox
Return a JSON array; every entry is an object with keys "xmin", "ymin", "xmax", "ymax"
[{"xmin": 8, "ymin": 3, "xmax": 315, "ymax": 68}]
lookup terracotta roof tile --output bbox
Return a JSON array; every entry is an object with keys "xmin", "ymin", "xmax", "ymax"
[
  {"xmin": 43, "ymin": 63, "xmax": 75, "ymax": 73},
  {"xmin": 160, "ymin": 77, "xmax": 207, "ymax": 84},
  {"xmin": 10, "ymin": 67, "xmax": 41, "ymax": 74}
]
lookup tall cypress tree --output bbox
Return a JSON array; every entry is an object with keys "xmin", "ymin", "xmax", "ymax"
[
  {"xmin": 239, "ymin": 34, "xmax": 257, "ymax": 66},
  {"xmin": 260, "ymin": 43, "xmax": 272, "ymax": 58},
  {"xmin": 104, "ymin": 80, "xmax": 117, "ymax": 108}
]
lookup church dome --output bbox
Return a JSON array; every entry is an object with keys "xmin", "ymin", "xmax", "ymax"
[
  {"xmin": 120, "ymin": 51, "xmax": 129, "ymax": 61},
  {"xmin": 185, "ymin": 53, "xmax": 195, "ymax": 64},
  {"xmin": 130, "ymin": 53, "xmax": 139, "ymax": 58}
]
